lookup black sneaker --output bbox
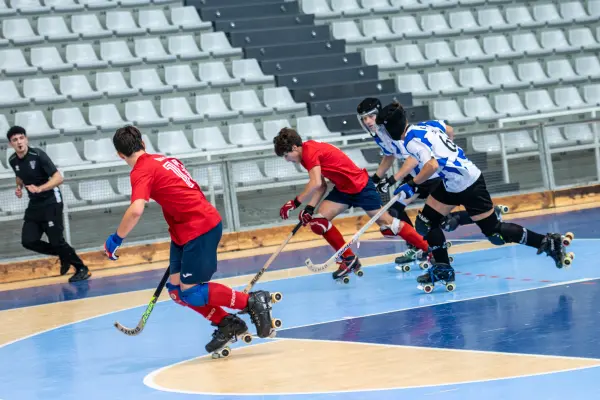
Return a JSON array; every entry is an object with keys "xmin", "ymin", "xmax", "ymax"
[
  {"xmin": 69, "ymin": 266, "xmax": 91, "ymax": 283},
  {"xmin": 60, "ymin": 259, "xmax": 71, "ymax": 275}
]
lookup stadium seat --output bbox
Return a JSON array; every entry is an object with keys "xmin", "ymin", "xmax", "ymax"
[
  {"xmin": 362, "ymin": 0, "xmax": 397, "ymax": 13},
  {"xmin": 568, "ymin": 28, "xmax": 600, "ymax": 51},
  {"xmin": 390, "ymin": 15, "xmax": 424, "ymax": 38},
  {"xmin": 301, "ymin": 0, "xmax": 340, "ymax": 18},
  {"xmin": 575, "ymin": 56, "xmax": 600, "ymax": 79},
  {"xmin": 52, "ymin": 108, "xmax": 97, "ymax": 135},
  {"xmin": 232, "ymin": 59, "xmax": 274, "ymax": 84},
  {"xmin": 59, "ymin": 75, "xmax": 103, "ymax": 101},
  {"xmin": 88, "ymin": 104, "xmax": 127, "ymax": 131},
  {"xmin": 517, "ymin": 61, "xmax": 556, "ymax": 86},
  {"xmin": 228, "ymin": 123, "xmax": 268, "ymax": 147},
  {"xmin": 0, "ymin": 189, "xmax": 28, "ymax": 214},
  {"xmin": 540, "ymin": 30, "xmax": 573, "ymax": 53},
  {"xmin": 198, "ymin": 61, "xmax": 241, "ymax": 87},
  {"xmin": 454, "ymin": 38, "xmax": 493, "ymax": 62},
  {"xmin": 494, "ymin": 93, "xmax": 531, "ymax": 117},
  {"xmin": 30, "ymin": 46, "xmax": 72, "ymax": 73},
  {"xmin": 433, "ymin": 100, "xmax": 475, "ymax": 125},
  {"xmin": 345, "ymin": 149, "xmax": 376, "ymax": 169},
  {"xmin": 262, "ymin": 119, "xmax": 291, "ymax": 142},
  {"xmin": 157, "ymin": 131, "xmax": 194, "ymax": 155},
  {"xmin": 232, "ymin": 161, "xmax": 269, "ymax": 186},
  {"xmin": 100, "ymin": 40, "xmax": 142, "ymax": 67},
  {"xmin": 161, "ymin": 97, "xmax": 202, "ymax": 123},
  {"xmin": 553, "ymin": 87, "xmax": 588, "ymax": 109},
  {"xmin": 449, "ymin": 10, "xmax": 483, "ymax": 34},
  {"xmin": 200, "ymin": 32, "xmax": 242, "ymax": 57},
  {"xmin": 477, "ymin": 9, "xmax": 508, "ymax": 30},
  {"xmin": 524, "ymin": 90, "xmax": 560, "ymax": 113},
  {"xmin": 37, "ymin": 16, "xmax": 78, "ymax": 42},
  {"xmin": 2, "ymin": 18, "xmax": 43, "ymax": 45},
  {"xmin": 125, "ymin": 100, "xmax": 169, "ymax": 127},
  {"xmin": 362, "ymin": 18, "xmax": 398, "ymax": 41},
  {"xmin": 66, "ymin": 44, "xmax": 107, "ymax": 69},
  {"xmin": 22, "ymin": 78, "xmax": 65, "ymax": 104},
  {"xmin": 78, "ymin": 179, "xmax": 126, "ymax": 203},
  {"xmin": 263, "ymin": 87, "xmax": 306, "ymax": 113},
  {"xmin": 138, "ymin": 9, "xmax": 178, "ymax": 34},
  {"xmin": 547, "ymin": 59, "xmax": 585, "ymax": 84},
  {"xmin": 14, "ymin": 111, "xmax": 60, "ymax": 137},
  {"xmin": 106, "ymin": 11, "xmax": 145, "ymax": 36},
  {"xmin": 135, "ymin": 37, "xmax": 176, "ymax": 63},
  {"xmin": 533, "ymin": 3, "xmax": 562, "ymax": 25},
  {"xmin": 459, "ymin": 67, "xmax": 500, "ymax": 92},
  {"xmin": 488, "ymin": 65, "xmax": 526, "ymax": 89},
  {"xmin": 44, "ymin": 0, "xmax": 83, "ymax": 12},
  {"xmin": 421, "ymin": 14, "xmax": 454, "ymax": 36},
  {"xmin": 192, "ymin": 165, "xmax": 223, "ymax": 188},
  {"xmin": 168, "ymin": 35, "xmax": 209, "ymax": 61},
  {"xmin": 331, "ymin": 21, "xmax": 370, "ymax": 44},
  {"xmin": 564, "ymin": 123, "xmax": 594, "ymax": 144},
  {"xmin": 363, "ymin": 46, "xmax": 400, "ymax": 69},
  {"xmin": 263, "ymin": 157, "xmax": 303, "ymax": 180},
  {"xmin": 428, "ymin": 71, "xmax": 465, "ymax": 95},
  {"xmin": 331, "ymin": 0, "xmax": 369, "ymax": 17},
  {"xmin": 297, "ymin": 115, "xmax": 339, "ymax": 138},
  {"xmin": 0, "ymin": 80, "xmax": 29, "ymax": 107},
  {"xmin": 394, "ymin": 44, "xmax": 433, "ymax": 67},
  {"xmin": 0, "ymin": 115, "xmax": 10, "ymax": 141},
  {"xmin": 512, "ymin": 33, "xmax": 545, "ymax": 56},
  {"xmin": 130, "ymin": 68, "xmax": 172, "ymax": 95},
  {"xmin": 61, "ymin": 184, "xmax": 87, "ymax": 207},
  {"xmin": 505, "ymin": 5, "xmax": 538, "ymax": 28},
  {"xmin": 482, "ymin": 35, "xmax": 521, "ymax": 59},
  {"xmin": 544, "ymin": 126, "xmax": 568, "ymax": 148},
  {"xmin": 96, "ymin": 71, "xmax": 138, "ymax": 98},
  {"xmin": 0, "ymin": 48, "xmax": 37, "ymax": 75},
  {"xmin": 396, "ymin": 73, "xmax": 431, "ymax": 96},
  {"xmin": 84, "ymin": 138, "xmax": 121, "ymax": 162},
  {"xmin": 164, "ymin": 64, "xmax": 207, "ymax": 90},
  {"xmin": 195, "ymin": 94, "xmax": 238, "ymax": 120},
  {"xmin": 170, "ymin": 6, "xmax": 212, "ymax": 31},
  {"xmin": 116, "ymin": 176, "xmax": 132, "ymax": 196},
  {"xmin": 229, "ymin": 90, "xmax": 272, "ymax": 117},
  {"xmin": 193, "ymin": 127, "xmax": 233, "ymax": 150},
  {"xmin": 46, "ymin": 142, "xmax": 87, "ymax": 167},
  {"xmin": 71, "ymin": 14, "xmax": 111, "ymax": 39},
  {"xmin": 584, "ymin": 84, "xmax": 600, "ymax": 105},
  {"xmin": 425, "ymin": 41, "xmax": 459, "ymax": 64}
]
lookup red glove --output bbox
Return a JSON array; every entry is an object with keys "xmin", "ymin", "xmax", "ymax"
[
  {"xmin": 280, "ymin": 197, "xmax": 301, "ymax": 220},
  {"xmin": 299, "ymin": 205, "xmax": 315, "ymax": 226}
]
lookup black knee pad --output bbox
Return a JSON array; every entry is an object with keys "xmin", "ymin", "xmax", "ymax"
[
  {"xmin": 416, "ymin": 205, "xmax": 444, "ymax": 236},
  {"xmin": 475, "ymin": 213, "xmax": 524, "ymax": 245}
]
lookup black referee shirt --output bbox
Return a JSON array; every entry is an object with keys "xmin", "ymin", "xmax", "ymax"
[{"xmin": 9, "ymin": 147, "xmax": 63, "ymax": 208}]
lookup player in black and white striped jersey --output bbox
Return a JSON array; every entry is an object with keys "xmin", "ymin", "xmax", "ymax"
[{"xmin": 7, "ymin": 126, "xmax": 90, "ymax": 282}]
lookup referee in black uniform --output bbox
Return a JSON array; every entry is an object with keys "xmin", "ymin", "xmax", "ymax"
[{"xmin": 7, "ymin": 126, "xmax": 91, "ymax": 283}]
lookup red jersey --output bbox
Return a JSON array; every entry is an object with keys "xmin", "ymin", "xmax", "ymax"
[
  {"xmin": 130, "ymin": 153, "xmax": 221, "ymax": 246},
  {"xmin": 300, "ymin": 140, "xmax": 368, "ymax": 194}
]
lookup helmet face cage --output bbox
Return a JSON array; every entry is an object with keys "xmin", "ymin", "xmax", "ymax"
[
  {"xmin": 357, "ymin": 109, "xmax": 379, "ymax": 136},
  {"xmin": 357, "ymin": 98, "xmax": 382, "ymax": 135}
]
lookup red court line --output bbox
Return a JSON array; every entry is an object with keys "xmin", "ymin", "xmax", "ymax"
[{"xmin": 455, "ymin": 271, "xmax": 554, "ymax": 283}]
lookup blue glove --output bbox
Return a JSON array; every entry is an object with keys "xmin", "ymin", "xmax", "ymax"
[
  {"xmin": 393, "ymin": 180, "xmax": 417, "ymax": 204},
  {"xmin": 104, "ymin": 232, "xmax": 124, "ymax": 261}
]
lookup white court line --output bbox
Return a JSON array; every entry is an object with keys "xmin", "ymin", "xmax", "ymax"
[{"xmin": 143, "ymin": 336, "xmax": 600, "ymax": 396}]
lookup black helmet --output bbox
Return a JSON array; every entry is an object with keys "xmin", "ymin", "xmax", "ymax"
[
  {"xmin": 376, "ymin": 103, "xmax": 407, "ymax": 140},
  {"xmin": 357, "ymin": 97, "xmax": 382, "ymax": 117}
]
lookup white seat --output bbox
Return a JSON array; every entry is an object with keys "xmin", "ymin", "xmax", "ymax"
[
  {"xmin": 459, "ymin": 67, "xmax": 498, "ymax": 91},
  {"xmin": 96, "ymin": 71, "xmax": 138, "ymax": 98},
  {"xmin": 396, "ymin": 73, "xmax": 431, "ymax": 96},
  {"xmin": 138, "ymin": 9, "xmax": 177, "ymax": 34},
  {"xmin": 454, "ymin": 38, "xmax": 491, "ymax": 61},
  {"xmin": 263, "ymin": 87, "xmax": 306, "ymax": 113},
  {"xmin": 160, "ymin": 97, "xmax": 202, "ymax": 123},
  {"xmin": 229, "ymin": 90, "xmax": 272, "ymax": 116},
  {"xmin": 130, "ymin": 68, "xmax": 171, "ymax": 95},
  {"xmin": 262, "ymin": 119, "xmax": 291, "ymax": 141},
  {"xmin": 478, "ymin": 9, "xmax": 508, "ymax": 30},
  {"xmin": 53, "ymin": 107, "xmax": 96, "ymax": 135},
  {"xmin": 463, "ymin": 97, "xmax": 505, "ymax": 122},
  {"xmin": 116, "ymin": 176, "xmax": 132, "ymax": 196},
  {"xmin": 361, "ymin": 0, "xmax": 397, "ymax": 13},
  {"xmin": 71, "ymin": 14, "xmax": 111, "ymax": 39},
  {"xmin": 547, "ymin": 59, "xmax": 583, "ymax": 84},
  {"xmin": 540, "ymin": 30, "xmax": 572, "ymax": 53},
  {"xmin": 0, "ymin": 49, "xmax": 37, "ymax": 75},
  {"xmin": 157, "ymin": 131, "xmax": 194, "ymax": 155},
  {"xmin": 331, "ymin": 0, "xmax": 369, "ymax": 17},
  {"xmin": 561, "ymin": 1, "xmax": 594, "ymax": 22},
  {"xmin": 524, "ymin": 90, "xmax": 559, "ymax": 113},
  {"xmin": 135, "ymin": 37, "xmax": 176, "ymax": 63},
  {"xmin": 88, "ymin": 104, "xmax": 127, "ymax": 131},
  {"xmin": 15, "ymin": 111, "xmax": 59, "ymax": 137},
  {"xmin": 193, "ymin": 127, "xmax": 232, "ymax": 150},
  {"xmin": 200, "ymin": 32, "xmax": 242, "ymax": 57},
  {"xmin": 297, "ymin": 115, "xmax": 339, "ymax": 138},
  {"xmin": 263, "ymin": 157, "xmax": 302, "ymax": 180},
  {"xmin": 0, "ymin": 115, "xmax": 10, "ymax": 142},
  {"xmin": 164, "ymin": 64, "xmax": 206, "ymax": 90},
  {"xmin": 66, "ymin": 44, "xmax": 107, "ymax": 69},
  {"xmin": 79, "ymin": 0, "xmax": 116, "ymax": 10},
  {"xmin": 533, "ymin": 4, "xmax": 561, "ymax": 25},
  {"xmin": 198, "ymin": 61, "xmax": 241, "ymax": 87},
  {"xmin": 584, "ymin": 84, "xmax": 600, "ymax": 105},
  {"xmin": 37, "ymin": 16, "xmax": 77, "ymax": 41},
  {"xmin": 488, "ymin": 65, "xmax": 526, "ymax": 89},
  {"xmin": 394, "ymin": 44, "xmax": 430, "ymax": 67},
  {"xmin": 23, "ymin": 78, "xmax": 65, "ymax": 104},
  {"xmin": 59, "ymin": 75, "xmax": 102, "ymax": 101},
  {"xmin": 168, "ymin": 35, "xmax": 209, "ymax": 61},
  {"xmin": 0, "ymin": 190, "xmax": 27, "ymax": 214},
  {"xmin": 494, "ymin": 93, "xmax": 531, "ymax": 117},
  {"xmin": 30, "ymin": 46, "xmax": 71, "ymax": 73},
  {"xmin": 363, "ymin": 46, "xmax": 399, "ymax": 68},
  {"xmin": 100, "ymin": 40, "xmax": 141, "ymax": 67},
  {"xmin": 170, "ymin": 6, "xmax": 211, "ymax": 31},
  {"xmin": 589, "ymin": 0, "xmax": 600, "ymax": 17},
  {"xmin": 517, "ymin": 61, "xmax": 556, "ymax": 85},
  {"xmin": 231, "ymin": 161, "xmax": 269, "ymax": 186},
  {"xmin": 345, "ymin": 149, "xmax": 374, "ymax": 169},
  {"xmin": 232, "ymin": 59, "xmax": 273, "ymax": 84},
  {"xmin": 2, "ymin": 18, "xmax": 43, "ymax": 45},
  {"xmin": 424, "ymin": 41, "xmax": 458, "ymax": 63},
  {"xmin": 433, "ymin": 100, "xmax": 475, "ymax": 125},
  {"xmin": 544, "ymin": 126, "xmax": 569, "ymax": 148},
  {"xmin": 575, "ymin": 56, "xmax": 600, "ymax": 79},
  {"xmin": 428, "ymin": 71, "xmax": 464, "ymax": 95},
  {"xmin": 512, "ymin": 33, "xmax": 545, "ymax": 55},
  {"xmin": 11, "ymin": 0, "xmax": 47, "ymax": 13},
  {"xmin": 568, "ymin": 28, "xmax": 600, "ymax": 50},
  {"xmin": 44, "ymin": 0, "xmax": 83, "ymax": 12},
  {"xmin": 84, "ymin": 138, "xmax": 121, "ymax": 162},
  {"xmin": 504, "ymin": 131, "xmax": 538, "ymax": 153},
  {"xmin": 471, "ymin": 134, "xmax": 501, "ymax": 154},
  {"xmin": 105, "ymin": 11, "xmax": 145, "ymax": 36},
  {"xmin": 554, "ymin": 87, "xmax": 588, "ymax": 109},
  {"xmin": 331, "ymin": 21, "xmax": 369, "ymax": 44},
  {"xmin": 46, "ymin": 142, "xmax": 86, "ymax": 167},
  {"xmin": 390, "ymin": 15, "xmax": 424, "ymax": 38},
  {"xmin": 301, "ymin": 0, "xmax": 340, "ymax": 18},
  {"xmin": 564, "ymin": 124, "xmax": 594, "ymax": 144},
  {"xmin": 505, "ymin": 6, "xmax": 537, "ymax": 28},
  {"xmin": 61, "ymin": 184, "xmax": 87, "ymax": 207},
  {"xmin": 483, "ymin": 35, "xmax": 520, "ymax": 59},
  {"xmin": 192, "ymin": 165, "xmax": 223, "ymax": 189},
  {"xmin": 228, "ymin": 123, "xmax": 268, "ymax": 147},
  {"xmin": 195, "ymin": 94, "xmax": 238, "ymax": 120},
  {"xmin": 0, "ymin": 80, "xmax": 29, "ymax": 107},
  {"xmin": 125, "ymin": 100, "xmax": 168, "ymax": 127},
  {"xmin": 362, "ymin": 18, "xmax": 397, "ymax": 40},
  {"xmin": 79, "ymin": 179, "xmax": 125, "ymax": 203},
  {"xmin": 421, "ymin": 14, "xmax": 453, "ymax": 35},
  {"xmin": 449, "ymin": 10, "xmax": 481, "ymax": 33}
]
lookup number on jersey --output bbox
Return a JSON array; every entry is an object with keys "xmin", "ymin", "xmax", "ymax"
[{"xmin": 162, "ymin": 158, "xmax": 195, "ymax": 188}]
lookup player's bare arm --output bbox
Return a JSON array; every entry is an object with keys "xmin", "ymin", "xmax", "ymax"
[
  {"xmin": 297, "ymin": 166, "xmax": 324, "ymax": 204},
  {"xmin": 26, "ymin": 171, "xmax": 63, "ymax": 194},
  {"xmin": 115, "ymin": 199, "xmax": 146, "ymax": 238},
  {"xmin": 307, "ymin": 175, "xmax": 328, "ymax": 207},
  {"xmin": 15, "ymin": 177, "xmax": 23, "ymax": 198},
  {"xmin": 392, "ymin": 156, "xmax": 419, "ymax": 184},
  {"xmin": 412, "ymin": 158, "xmax": 439, "ymax": 185},
  {"xmin": 374, "ymin": 155, "xmax": 395, "ymax": 179}
]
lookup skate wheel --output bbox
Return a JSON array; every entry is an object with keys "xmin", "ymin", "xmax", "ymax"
[
  {"xmin": 563, "ymin": 252, "xmax": 575, "ymax": 267},
  {"xmin": 563, "ymin": 232, "xmax": 574, "ymax": 246},
  {"xmin": 446, "ymin": 283, "xmax": 456, "ymax": 292},
  {"xmin": 419, "ymin": 261, "xmax": 430, "ymax": 270},
  {"xmin": 499, "ymin": 205, "xmax": 509, "ymax": 214},
  {"xmin": 342, "ymin": 276, "xmax": 350, "ymax": 284},
  {"xmin": 219, "ymin": 347, "xmax": 231, "ymax": 358},
  {"xmin": 355, "ymin": 269, "xmax": 364, "ymax": 277},
  {"xmin": 271, "ymin": 292, "xmax": 283, "ymax": 303},
  {"xmin": 448, "ymin": 256, "xmax": 454, "ymax": 263},
  {"xmin": 402, "ymin": 264, "xmax": 411, "ymax": 272},
  {"xmin": 272, "ymin": 319, "xmax": 282, "ymax": 329},
  {"xmin": 422, "ymin": 284, "xmax": 434, "ymax": 294},
  {"xmin": 446, "ymin": 241, "xmax": 452, "ymax": 248},
  {"xmin": 242, "ymin": 334, "xmax": 253, "ymax": 344}
]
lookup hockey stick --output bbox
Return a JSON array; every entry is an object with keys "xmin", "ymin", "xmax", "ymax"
[
  {"xmin": 243, "ymin": 221, "xmax": 303, "ymax": 293},
  {"xmin": 304, "ymin": 192, "xmax": 417, "ymax": 273},
  {"xmin": 114, "ymin": 266, "xmax": 170, "ymax": 336}
]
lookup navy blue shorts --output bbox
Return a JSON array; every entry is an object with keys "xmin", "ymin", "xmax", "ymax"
[
  {"xmin": 169, "ymin": 222, "xmax": 222, "ymax": 285},
  {"xmin": 324, "ymin": 179, "xmax": 382, "ymax": 211}
]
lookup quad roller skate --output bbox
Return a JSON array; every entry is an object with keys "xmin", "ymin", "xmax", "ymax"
[
  {"xmin": 332, "ymin": 255, "xmax": 364, "ymax": 284},
  {"xmin": 395, "ymin": 247, "xmax": 428, "ymax": 272},
  {"xmin": 537, "ymin": 232, "xmax": 575, "ymax": 269},
  {"xmin": 418, "ymin": 242, "xmax": 454, "ymax": 271},
  {"xmin": 206, "ymin": 314, "xmax": 253, "ymax": 359},
  {"xmin": 416, "ymin": 263, "xmax": 456, "ymax": 293},
  {"xmin": 245, "ymin": 290, "xmax": 282, "ymax": 338}
]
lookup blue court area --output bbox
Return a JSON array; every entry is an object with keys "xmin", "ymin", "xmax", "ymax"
[{"xmin": 2, "ymin": 208, "xmax": 600, "ymax": 399}]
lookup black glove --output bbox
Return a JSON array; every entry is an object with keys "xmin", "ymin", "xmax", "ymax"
[
  {"xmin": 371, "ymin": 173, "xmax": 382, "ymax": 184},
  {"xmin": 376, "ymin": 176, "xmax": 397, "ymax": 194}
]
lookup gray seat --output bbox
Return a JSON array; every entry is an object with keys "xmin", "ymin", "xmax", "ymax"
[
  {"xmin": 193, "ymin": 127, "xmax": 233, "ymax": 151},
  {"xmin": 105, "ymin": 11, "xmax": 145, "ymax": 36},
  {"xmin": 96, "ymin": 71, "xmax": 138, "ymax": 98},
  {"xmin": 263, "ymin": 157, "xmax": 303, "ymax": 180},
  {"xmin": 454, "ymin": 38, "xmax": 493, "ymax": 62},
  {"xmin": 505, "ymin": 5, "xmax": 538, "ymax": 28},
  {"xmin": 2, "ymin": 18, "xmax": 43, "ymax": 45},
  {"xmin": 71, "ymin": 13, "xmax": 111, "ymax": 39},
  {"xmin": 46, "ymin": 142, "xmax": 87, "ymax": 167},
  {"xmin": 546, "ymin": 59, "xmax": 585, "ymax": 84},
  {"xmin": 463, "ymin": 96, "xmax": 506, "ymax": 122},
  {"xmin": 0, "ymin": 80, "xmax": 29, "ymax": 107},
  {"xmin": 560, "ymin": 1, "xmax": 596, "ymax": 23},
  {"xmin": 88, "ymin": 103, "xmax": 127, "ymax": 131},
  {"xmin": 483, "ymin": 35, "xmax": 520, "ymax": 59},
  {"xmin": 164, "ymin": 64, "xmax": 207, "ymax": 90},
  {"xmin": 100, "ymin": 40, "xmax": 142, "ymax": 67},
  {"xmin": 200, "ymin": 32, "xmax": 242, "ymax": 57},
  {"xmin": 130, "ymin": 68, "xmax": 172, "ymax": 95},
  {"xmin": 517, "ymin": 61, "xmax": 556, "ymax": 86},
  {"xmin": 450, "ymin": 10, "xmax": 484, "ymax": 34},
  {"xmin": 301, "ymin": 0, "xmax": 340, "ymax": 18},
  {"xmin": 23, "ymin": 78, "xmax": 66, "ymax": 104},
  {"xmin": 396, "ymin": 73, "xmax": 431, "ymax": 96},
  {"xmin": 574, "ymin": 56, "xmax": 600, "ymax": 79},
  {"xmin": 568, "ymin": 28, "xmax": 600, "ymax": 51},
  {"xmin": 331, "ymin": 20, "xmax": 370, "ymax": 44},
  {"xmin": 168, "ymin": 35, "xmax": 209, "ymax": 61},
  {"xmin": 459, "ymin": 67, "xmax": 500, "ymax": 92},
  {"xmin": 263, "ymin": 87, "xmax": 306, "ymax": 113},
  {"xmin": 160, "ymin": 97, "xmax": 202, "ymax": 123},
  {"xmin": 390, "ymin": 15, "xmax": 426, "ymax": 38},
  {"xmin": 563, "ymin": 123, "xmax": 594, "ymax": 144},
  {"xmin": 37, "ymin": 16, "xmax": 78, "ymax": 41},
  {"xmin": 584, "ymin": 84, "xmax": 600, "ymax": 105},
  {"xmin": 361, "ymin": 0, "xmax": 399, "ymax": 13},
  {"xmin": 229, "ymin": 90, "xmax": 272, "ymax": 117},
  {"xmin": 15, "ymin": 111, "xmax": 60, "ymax": 137},
  {"xmin": 78, "ymin": 179, "xmax": 126, "ymax": 203},
  {"xmin": 395, "ymin": 44, "xmax": 433, "ymax": 67},
  {"xmin": 478, "ymin": 9, "xmax": 510, "ymax": 31},
  {"xmin": 66, "ymin": 44, "xmax": 107, "ymax": 70},
  {"xmin": 232, "ymin": 59, "xmax": 273, "ymax": 84},
  {"xmin": 195, "ymin": 93, "xmax": 238, "ymax": 120},
  {"xmin": 532, "ymin": 3, "xmax": 562, "ymax": 25},
  {"xmin": 494, "ymin": 93, "xmax": 531, "ymax": 117},
  {"xmin": 420, "ymin": 14, "xmax": 454, "ymax": 36},
  {"xmin": 135, "ymin": 37, "xmax": 176, "ymax": 63},
  {"xmin": 331, "ymin": 0, "xmax": 370, "ymax": 17},
  {"xmin": 362, "ymin": 18, "xmax": 399, "ymax": 41},
  {"xmin": 540, "ymin": 30, "xmax": 573, "ymax": 54},
  {"xmin": 53, "ymin": 107, "xmax": 96, "ymax": 135},
  {"xmin": 0, "ymin": 49, "xmax": 37, "ymax": 75},
  {"xmin": 84, "ymin": 138, "xmax": 121, "ymax": 162},
  {"xmin": 31, "ymin": 46, "xmax": 72, "ymax": 73},
  {"xmin": 170, "ymin": 6, "xmax": 212, "ymax": 31},
  {"xmin": 553, "ymin": 87, "xmax": 588, "ymax": 110},
  {"xmin": 198, "ymin": 61, "xmax": 241, "ymax": 87},
  {"xmin": 427, "ymin": 71, "xmax": 466, "ymax": 95},
  {"xmin": 228, "ymin": 123, "xmax": 268, "ymax": 147},
  {"xmin": 262, "ymin": 119, "xmax": 291, "ymax": 142},
  {"xmin": 138, "ymin": 9, "xmax": 178, "ymax": 34},
  {"xmin": 297, "ymin": 115, "xmax": 340, "ymax": 138},
  {"xmin": 424, "ymin": 41, "xmax": 459, "ymax": 64},
  {"xmin": 432, "ymin": 100, "xmax": 475, "ymax": 125},
  {"xmin": 60, "ymin": 75, "xmax": 102, "ymax": 101},
  {"xmin": 524, "ymin": 90, "xmax": 560, "ymax": 113},
  {"xmin": 157, "ymin": 131, "xmax": 194, "ymax": 155},
  {"xmin": 363, "ymin": 46, "xmax": 401, "ymax": 69},
  {"xmin": 125, "ymin": 100, "xmax": 169, "ymax": 127},
  {"xmin": 512, "ymin": 33, "xmax": 546, "ymax": 56}
]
